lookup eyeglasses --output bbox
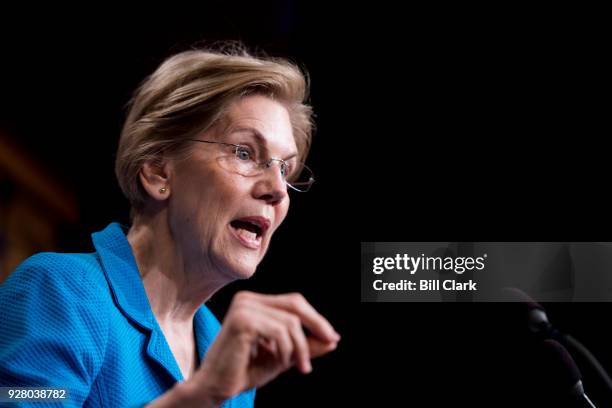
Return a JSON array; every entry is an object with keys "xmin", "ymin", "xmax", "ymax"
[{"xmin": 188, "ymin": 139, "xmax": 315, "ymax": 192}]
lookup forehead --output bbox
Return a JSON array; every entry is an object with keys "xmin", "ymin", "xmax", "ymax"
[{"xmin": 219, "ymin": 95, "xmax": 297, "ymax": 154}]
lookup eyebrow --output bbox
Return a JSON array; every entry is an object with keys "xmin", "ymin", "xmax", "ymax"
[{"xmin": 231, "ymin": 127, "xmax": 298, "ymax": 161}]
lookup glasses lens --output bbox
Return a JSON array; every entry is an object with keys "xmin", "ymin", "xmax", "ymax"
[
  {"xmin": 287, "ymin": 164, "xmax": 315, "ymax": 192},
  {"xmin": 216, "ymin": 146, "xmax": 258, "ymax": 176},
  {"xmin": 218, "ymin": 151, "xmax": 315, "ymax": 192}
]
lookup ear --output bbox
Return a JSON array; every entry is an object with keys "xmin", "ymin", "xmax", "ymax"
[{"xmin": 139, "ymin": 158, "xmax": 172, "ymax": 202}]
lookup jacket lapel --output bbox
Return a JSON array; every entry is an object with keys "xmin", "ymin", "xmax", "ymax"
[{"xmin": 92, "ymin": 222, "xmax": 183, "ymax": 382}]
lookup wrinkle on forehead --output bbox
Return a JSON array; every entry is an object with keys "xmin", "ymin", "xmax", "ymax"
[{"xmin": 217, "ymin": 95, "xmax": 297, "ymax": 156}]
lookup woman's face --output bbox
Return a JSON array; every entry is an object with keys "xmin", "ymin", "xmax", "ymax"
[{"xmin": 167, "ymin": 95, "xmax": 297, "ymax": 281}]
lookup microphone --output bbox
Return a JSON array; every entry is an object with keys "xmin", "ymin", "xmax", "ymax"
[
  {"xmin": 540, "ymin": 339, "xmax": 597, "ymax": 407},
  {"xmin": 502, "ymin": 287, "xmax": 612, "ymax": 394}
]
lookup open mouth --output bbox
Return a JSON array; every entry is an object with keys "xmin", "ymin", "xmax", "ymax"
[
  {"xmin": 230, "ymin": 220, "xmax": 263, "ymax": 239},
  {"xmin": 229, "ymin": 216, "xmax": 270, "ymax": 249}
]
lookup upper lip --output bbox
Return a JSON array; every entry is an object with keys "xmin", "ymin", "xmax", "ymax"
[{"xmin": 233, "ymin": 216, "xmax": 271, "ymax": 237}]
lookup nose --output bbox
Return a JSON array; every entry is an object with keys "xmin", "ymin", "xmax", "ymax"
[{"xmin": 252, "ymin": 161, "xmax": 288, "ymax": 205}]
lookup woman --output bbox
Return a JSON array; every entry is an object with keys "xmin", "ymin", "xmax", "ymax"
[{"xmin": 0, "ymin": 46, "xmax": 339, "ymax": 407}]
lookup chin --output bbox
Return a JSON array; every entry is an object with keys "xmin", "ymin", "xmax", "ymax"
[
  {"xmin": 223, "ymin": 252, "xmax": 260, "ymax": 280},
  {"xmin": 229, "ymin": 264, "xmax": 258, "ymax": 280}
]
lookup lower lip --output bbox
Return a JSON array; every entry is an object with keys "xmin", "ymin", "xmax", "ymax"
[{"xmin": 229, "ymin": 225, "xmax": 262, "ymax": 250}]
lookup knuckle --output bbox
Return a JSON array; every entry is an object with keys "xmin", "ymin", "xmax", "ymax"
[
  {"xmin": 228, "ymin": 308, "xmax": 253, "ymax": 330},
  {"xmin": 232, "ymin": 292, "xmax": 256, "ymax": 309},
  {"xmin": 234, "ymin": 290, "xmax": 255, "ymax": 302},
  {"xmin": 287, "ymin": 315, "xmax": 301, "ymax": 331},
  {"xmin": 271, "ymin": 323, "xmax": 286, "ymax": 339},
  {"xmin": 288, "ymin": 292, "xmax": 306, "ymax": 307}
]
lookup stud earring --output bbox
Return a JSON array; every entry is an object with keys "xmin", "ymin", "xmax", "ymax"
[{"xmin": 159, "ymin": 187, "xmax": 167, "ymax": 194}]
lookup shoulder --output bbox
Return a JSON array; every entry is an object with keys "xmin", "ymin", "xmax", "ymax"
[
  {"xmin": 1, "ymin": 251, "xmax": 112, "ymax": 309},
  {"xmin": 9, "ymin": 251, "xmax": 107, "ymax": 285},
  {"xmin": 0, "ymin": 252, "xmax": 112, "ymax": 394},
  {"xmin": 0, "ymin": 252, "xmax": 112, "ymax": 350}
]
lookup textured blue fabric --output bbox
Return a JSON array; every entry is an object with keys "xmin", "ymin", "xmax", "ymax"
[{"xmin": 0, "ymin": 223, "xmax": 255, "ymax": 407}]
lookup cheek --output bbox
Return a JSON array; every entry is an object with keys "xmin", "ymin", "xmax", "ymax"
[
  {"xmin": 275, "ymin": 199, "xmax": 290, "ymax": 228},
  {"xmin": 196, "ymin": 177, "xmax": 251, "ymax": 231},
  {"xmin": 170, "ymin": 174, "xmax": 227, "ymax": 233}
]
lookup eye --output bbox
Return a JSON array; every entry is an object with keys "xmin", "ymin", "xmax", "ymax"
[
  {"xmin": 280, "ymin": 162, "xmax": 289, "ymax": 178},
  {"xmin": 285, "ymin": 160, "xmax": 298, "ymax": 176},
  {"xmin": 236, "ymin": 146, "xmax": 253, "ymax": 161}
]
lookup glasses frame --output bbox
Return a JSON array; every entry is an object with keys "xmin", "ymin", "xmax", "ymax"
[{"xmin": 188, "ymin": 139, "xmax": 315, "ymax": 192}]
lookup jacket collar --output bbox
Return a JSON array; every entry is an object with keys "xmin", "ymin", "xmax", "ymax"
[
  {"xmin": 91, "ymin": 222, "xmax": 221, "ymax": 381},
  {"xmin": 92, "ymin": 222, "xmax": 154, "ymax": 331}
]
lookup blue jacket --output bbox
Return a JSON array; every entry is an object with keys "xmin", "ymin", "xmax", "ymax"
[{"xmin": 0, "ymin": 223, "xmax": 255, "ymax": 407}]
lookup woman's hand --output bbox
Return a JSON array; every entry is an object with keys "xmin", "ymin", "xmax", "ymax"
[{"xmin": 185, "ymin": 291, "xmax": 340, "ymax": 405}]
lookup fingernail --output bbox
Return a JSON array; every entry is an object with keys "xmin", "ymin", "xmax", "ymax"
[{"xmin": 305, "ymin": 361, "xmax": 312, "ymax": 374}]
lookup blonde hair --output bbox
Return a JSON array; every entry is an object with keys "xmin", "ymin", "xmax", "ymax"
[{"xmin": 115, "ymin": 44, "xmax": 314, "ymax": 211}]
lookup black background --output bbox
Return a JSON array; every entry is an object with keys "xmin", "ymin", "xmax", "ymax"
[{"xmin": 1, "ymin": 3, "xmax": 610, "ymax": 406}]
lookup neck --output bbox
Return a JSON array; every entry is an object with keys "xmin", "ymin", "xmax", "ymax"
[{"xmin": 127, "ymin": 208, "xmax": 230, "ymax": 326}]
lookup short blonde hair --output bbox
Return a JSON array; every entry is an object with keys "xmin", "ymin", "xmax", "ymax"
[{"xmin": 115, "ymin": 44, "xmax": 314, "ymax": 211}]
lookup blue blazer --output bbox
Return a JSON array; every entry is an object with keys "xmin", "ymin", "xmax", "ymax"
[{"xmin": 0, "ymin": 223, "xmax": 255, "ymax": 407}]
